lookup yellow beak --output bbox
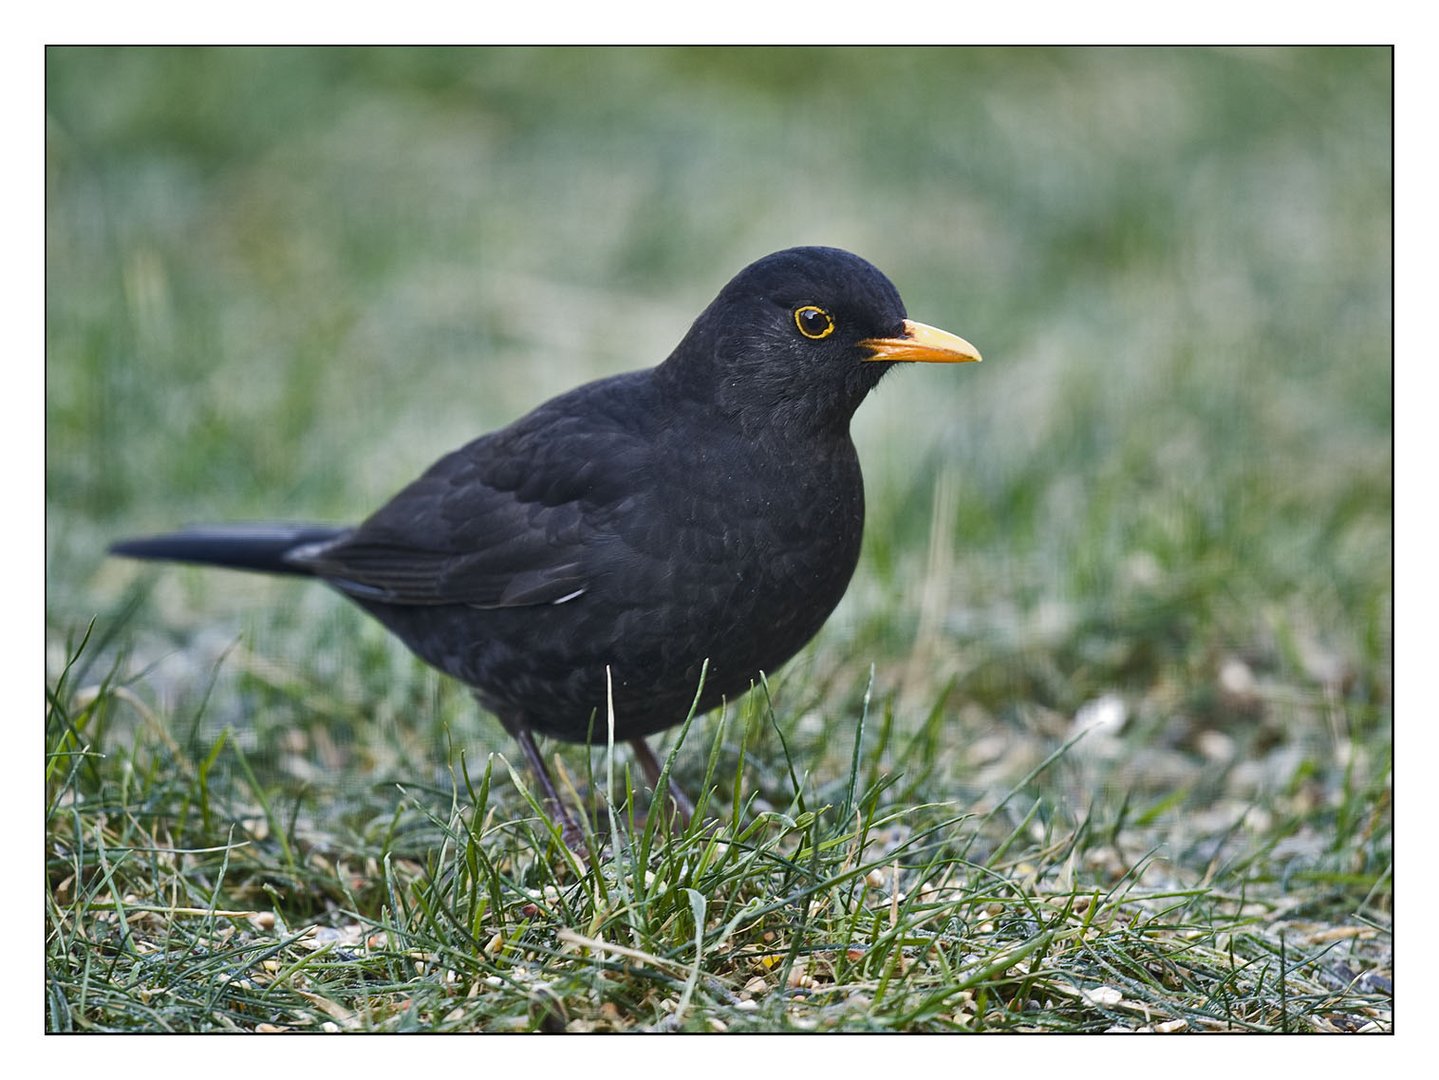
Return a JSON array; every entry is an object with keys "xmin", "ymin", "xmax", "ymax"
[{"xmin": 860, "ymin": 319, "xmax": 982, "ymax": 364}]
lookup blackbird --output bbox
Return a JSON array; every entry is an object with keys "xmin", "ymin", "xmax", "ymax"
[{"xmin": 111, "ymin": 246, "xmax": 980, "ymax": 840}]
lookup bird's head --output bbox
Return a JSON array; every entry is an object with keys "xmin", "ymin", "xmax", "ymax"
[{"xmin": 661, "ymin": 246, "xmax": 980, "ymax": 435}]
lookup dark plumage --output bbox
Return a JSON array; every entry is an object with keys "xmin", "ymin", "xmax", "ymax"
[{"xmin": 112, "ymin": 246, "xmax": 980, "ymax": 840}]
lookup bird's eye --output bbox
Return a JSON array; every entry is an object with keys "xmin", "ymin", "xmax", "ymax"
[{"xmin": 794, "ymin": 305, "xmax": 835, "ymax": 340}]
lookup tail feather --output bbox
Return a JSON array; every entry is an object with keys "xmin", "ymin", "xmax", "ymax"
[{"xmin": 109, "ymin": 523, "xmax": 350, "ymax": 577}]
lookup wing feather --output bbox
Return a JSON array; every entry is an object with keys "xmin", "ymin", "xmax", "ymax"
[{"xmin": 289, "ymin": 372, "xmax": 654, "ymax": 609}]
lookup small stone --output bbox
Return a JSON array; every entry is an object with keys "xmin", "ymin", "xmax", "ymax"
[
  {"xmin": 1196, "ymin": 728, "xmax": 1236, "ymax": 763},
  {"xmin": 1082, "ymin": 985, "xmax": 1123, "ymax": 1007},
  {"xmin": 1073, "ymin": 694, "xmax": 1127, "ymax": 736}
]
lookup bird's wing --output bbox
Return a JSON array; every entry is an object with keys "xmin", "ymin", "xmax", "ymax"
[{"xmin": 290, "ymin": 377, "xmax": 653, "ymax": 609}]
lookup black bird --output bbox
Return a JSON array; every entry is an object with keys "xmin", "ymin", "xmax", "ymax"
[{"xmin": 111, "ymin": 246, "xmax": 980, "ymax": 841}]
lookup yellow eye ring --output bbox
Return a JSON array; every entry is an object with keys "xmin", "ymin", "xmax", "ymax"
[{"xmin": 794, "ymin": 305, "xmax": 835, "ymax": 340}]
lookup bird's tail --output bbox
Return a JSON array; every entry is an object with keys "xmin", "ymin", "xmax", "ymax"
[{"xmin": 109, "ymin": 523, "xmax": 349, "ymax": 577}]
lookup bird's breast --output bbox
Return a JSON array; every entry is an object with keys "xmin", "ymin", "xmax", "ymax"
[{"xmin": 636, "ymin": 431, "xmax": 866, "ymax": 638}]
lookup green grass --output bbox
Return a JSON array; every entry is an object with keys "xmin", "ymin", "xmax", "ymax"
[{"xmin": 46, "ymin": 46, "xmax": 1391, "ymax": 1033}]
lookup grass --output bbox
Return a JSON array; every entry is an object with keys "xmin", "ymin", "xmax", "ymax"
[
  {"xmin": 45, "ymin": 625, "xmax": 1391, "ymax": 1032},
  {"xmin": 46, "ymin": 46, "xmax": 1391, "ymax": 1033}
]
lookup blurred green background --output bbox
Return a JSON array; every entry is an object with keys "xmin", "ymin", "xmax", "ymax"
[{"xmin": 46, "ymin": 46, "xmax": 1391, "ymax": 803}]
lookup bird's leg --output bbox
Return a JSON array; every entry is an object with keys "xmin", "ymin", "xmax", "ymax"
[
  {"xmin": 629, "ymin": 737, "xmax": 695, "ymax": 827},
  {"xmin": 512, "ymin": 727, "xmax": 586, "ymax": 851}
]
